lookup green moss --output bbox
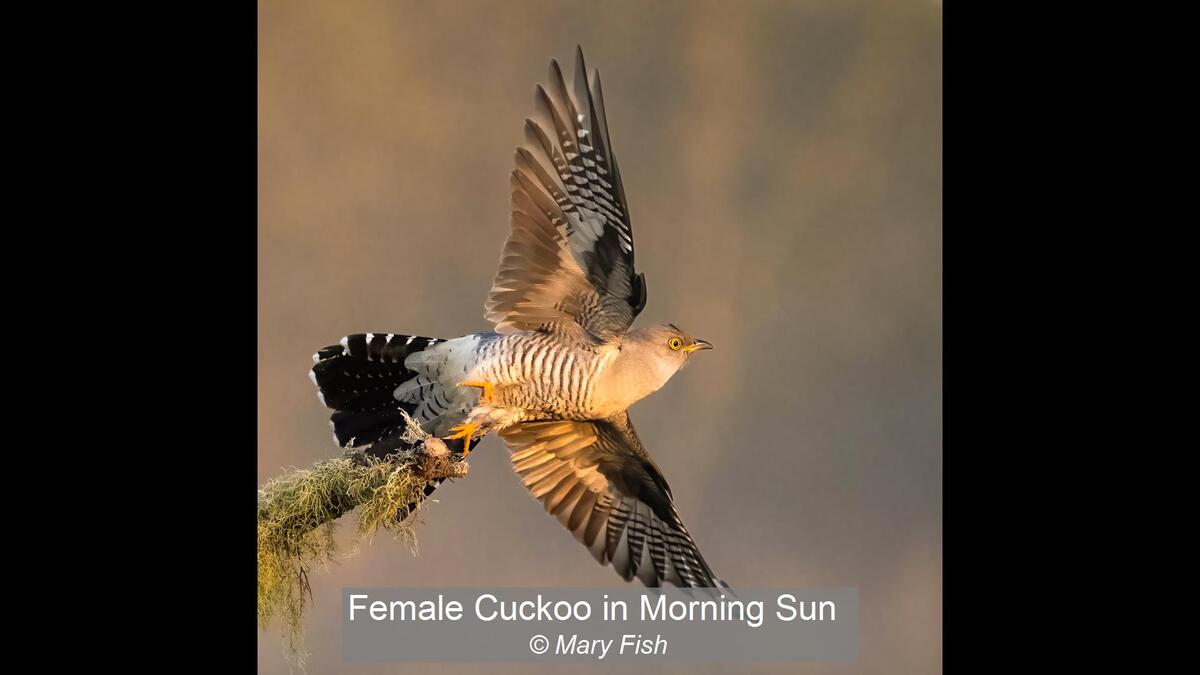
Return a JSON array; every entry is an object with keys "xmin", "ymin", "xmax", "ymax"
[{"xmin": 257, "ymin": 412, "xmax": 451, "ymax": 668}]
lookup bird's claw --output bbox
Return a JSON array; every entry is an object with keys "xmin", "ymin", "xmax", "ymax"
[
  {"xmin": 458, "ymin": 380, "xmax": 494, "ymax": 403},
  {"xmin": 444, "ymin": 422, "xmax": 480, "ymax": 457},
  {"xmin": 446, "ymin": 382, "xmax": 492, "ymax": 457}
]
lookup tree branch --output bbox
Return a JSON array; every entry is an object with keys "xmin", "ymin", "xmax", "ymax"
[{"xmin": 257, "ymin": 414, "xmax": 467, "ymax": 667}]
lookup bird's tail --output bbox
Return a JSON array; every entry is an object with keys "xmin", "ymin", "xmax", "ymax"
[{"xmin": 309, "ymin": 332, "xmax": 477, "ymax": 518}]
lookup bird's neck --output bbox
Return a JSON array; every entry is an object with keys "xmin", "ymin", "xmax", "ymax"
[{"xmin": 592, "ymin": 341, "xmax": 676, "ymax": 414}]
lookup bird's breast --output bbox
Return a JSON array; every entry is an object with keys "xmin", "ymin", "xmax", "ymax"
[{"xmin": 475, "ymin": 335, "xmax": 620, "ymax": 420}]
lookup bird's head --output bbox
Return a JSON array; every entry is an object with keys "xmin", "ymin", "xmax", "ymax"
[{"xmin": 622, "ymin": 322, "xmax": 713, "ymax": 382}]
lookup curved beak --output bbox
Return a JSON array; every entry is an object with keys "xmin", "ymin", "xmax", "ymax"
[{"xmin": 683, "ymin": 338, "xmax": 713, "ymax": 353}]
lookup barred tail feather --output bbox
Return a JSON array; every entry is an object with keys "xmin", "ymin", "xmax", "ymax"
[{"xmin": 309, "ymin": 332, "xmax": 479, "ymax": 455}]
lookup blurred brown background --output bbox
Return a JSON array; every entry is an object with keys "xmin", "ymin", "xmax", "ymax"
[{"xmin": 258, "ymin": 0, "xmax": 941, "ymax": 672}]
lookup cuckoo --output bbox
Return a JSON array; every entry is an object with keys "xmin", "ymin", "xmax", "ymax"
[{"xmin": 309, "ymin": 48, "xmax": 724, "ymax": 588}]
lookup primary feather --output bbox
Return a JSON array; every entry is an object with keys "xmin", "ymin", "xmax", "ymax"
[{"xmin": 485, "ymin": 47, "xmax": 647, "ymax": 342}]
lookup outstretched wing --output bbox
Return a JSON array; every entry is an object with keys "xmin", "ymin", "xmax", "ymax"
[
  {"xmin": 485, "ymin": 47, "xmax": 647, "ymax": 343},
  {"xmin": 499, "ymin": 412, "xmax": 724, "ymax": 588}
]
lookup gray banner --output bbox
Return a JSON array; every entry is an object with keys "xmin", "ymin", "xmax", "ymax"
[{"xmin": 342, "ymin": 587, "xmax": 858, "ymax": 663}]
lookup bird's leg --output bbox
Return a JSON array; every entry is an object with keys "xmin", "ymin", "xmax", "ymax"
[
  {"xmin": 443, "ymin": 422, "xmax": 480, "ymax": 457},
  {"xmin": 458, "ymin": 380, "xmax": 494, "ymax": 403},
  {"xmin": 443, "ymin": 382, "xmax": 493, "ymax": 457}
]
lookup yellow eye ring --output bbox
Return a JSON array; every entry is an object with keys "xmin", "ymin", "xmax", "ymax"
[{"xmin": 667, "ymin": 337, "xmax": 683, "ymax": 351}]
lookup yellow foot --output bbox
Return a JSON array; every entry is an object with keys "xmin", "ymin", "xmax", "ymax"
[
  {"xmin": 444, "ymin": 422, "xmax": 480, "ymax": 457},
  {"xmin": 458, "ymin": 380, "xmax": 494, "ymax": 403}
]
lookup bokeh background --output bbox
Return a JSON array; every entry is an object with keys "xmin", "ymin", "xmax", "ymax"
[{"xmin": 258, "ymin": 0, "xmax": 941, "ymax": 672}]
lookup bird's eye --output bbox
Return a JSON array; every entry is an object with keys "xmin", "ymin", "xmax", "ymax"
[{"xmin": 667, "ymin": 337, "xmax": 683, "ymax": 351}]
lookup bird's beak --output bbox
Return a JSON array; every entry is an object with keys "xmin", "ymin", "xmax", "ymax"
[{"xmin": 683, "ymin": 339, "xmax": 713, "ymax": 353}]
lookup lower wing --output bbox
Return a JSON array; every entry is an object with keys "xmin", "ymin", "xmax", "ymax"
[{"xmin": 499, "ymin": 412, "xmax": 725, "ymax": 588}]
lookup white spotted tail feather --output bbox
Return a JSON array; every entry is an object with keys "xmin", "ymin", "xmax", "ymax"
[{"xmin": 308, "ymin": 332, "xmax": 479, "ymax": 457}]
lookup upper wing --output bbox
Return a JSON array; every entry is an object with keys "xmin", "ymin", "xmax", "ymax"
[
  {"xmin": 499, "ymin": 412, "xmax": 724, "ymax": 588},
  {"xmin": 485, "ymin": 47, "xmax": 648, "ymax": 343}
]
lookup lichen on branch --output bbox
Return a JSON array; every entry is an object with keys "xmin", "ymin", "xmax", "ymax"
[{"xmin": 256, "ymin": 411, "xmax": 467, "ymax": 667}]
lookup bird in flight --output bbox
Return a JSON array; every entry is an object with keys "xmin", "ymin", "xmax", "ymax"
[{"xmin": 309, "ymin": 48, "xmax": 724, "ymax": 588}]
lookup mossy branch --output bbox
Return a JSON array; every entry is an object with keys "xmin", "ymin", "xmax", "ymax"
[{"xmin": 257, "ymin": 412, "xmax": 467, "ymax": 667}]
